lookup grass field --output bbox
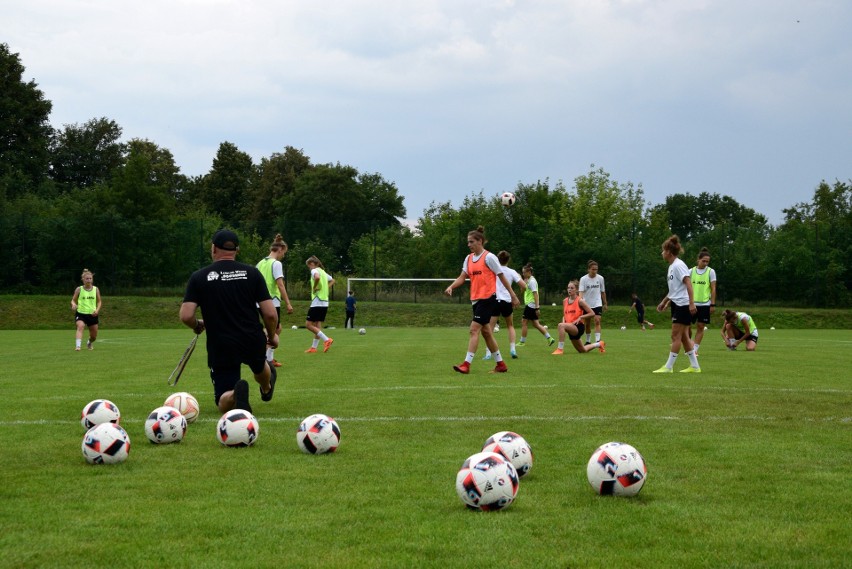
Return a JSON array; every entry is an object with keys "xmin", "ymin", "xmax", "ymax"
[{"xmin": 2, "ymin": 327, "xmax": 851, "ymax": 568}]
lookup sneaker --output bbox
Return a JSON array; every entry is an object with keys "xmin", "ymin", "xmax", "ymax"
[
  {"xmin": 86, "ymin": 340, "xmax": 93, "ymax": 350},
  {"xmin": 547, "ymin": 337, "xmax": 555, "ymax": 346},
  {"xmin": 510, "ymin": 351, "xmax": 518, "ymax": 359},
  {"xmin": 305, "ymin": 347, "xmax": 318, "ymax": 353},
  {"xmin": 598, "ymin": 341, "xmax": 606, "ymax": 354},
  {"xmin": 652, "ymin": 366, "xmax": 673, "ymax": 373},
  {"xmin": 233, "ymin": 379, "xmax": 252, "ymax": 413},
  {"xmin": 648, "ymin": 323, "xmax": 655, "ymax": 329},
  {"xmin": 323, "ymin": 338, "xmax": 334, "ymax": 353},
  {"xmin": 482, "ymin": 354, "xmax": 492, "ymax": 360},
  {"xmin": 551, "ymin": 348, "xmax": 564, "ymax": 355},
  {"xmin": 75, "ymin": 347, "xmax": 81, "ymax": 351},
  {"xmin": 680, "ymin": 367, "xmax": 702, "ymax": 373},
  {"xmin": 516, "ymin": 342, "xmax": 525, "ymax": 347},
  {"xmin": 492, "ymin": 361, "xmax": 508, "ymax": 373},
  {"xmin": 260, "ymin": 362, "xmax": 277, "ymax": 402},
  {"xmin": 272, "ymin": 359, "xmax": 282, "ymax": 367},
  {"xmin": 453, "ymin": 362, "xmax": 470, "ymax": 374}
]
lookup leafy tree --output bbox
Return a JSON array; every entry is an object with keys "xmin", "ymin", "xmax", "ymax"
[
  {"xmin": 195, "ymin": 141, "xmax": 255, "ymax": 228},
  {"xmin": 49, "ymin": 117, "xmax": 126, "ymax": 192},
  {"xmin": 248, "ymin": 146, "xmax": 313, "ymax": 236},
  {"xmin": 126, "ymin": 138, "xmax": 188, "ymax": 204},
  {"xmin": 0, "ymin": 43, "xmax": 53, "ymax": 200}
]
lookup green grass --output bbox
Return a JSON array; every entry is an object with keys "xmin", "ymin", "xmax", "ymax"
[{"xmin": 1, "ymin": 327, "xmax": 850, "ymax": 568}]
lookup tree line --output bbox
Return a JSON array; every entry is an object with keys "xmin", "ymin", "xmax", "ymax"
[{"xmin": 2, "ymin": 43, "xmax": 850, "ymax": 306}]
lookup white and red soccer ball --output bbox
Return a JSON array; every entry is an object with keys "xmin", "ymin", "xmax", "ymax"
[
  {"xmin": 296, "ymin": 414, "xmax": 340, "ymax": 454},
  {"xmin": 82, "ymin": 423, "xmax": 131, "ymax": 464},
  {"xmin": 164, "ymin": 392, "xmax": 200, "ymax": 423},
  {"xmin": 80, "ymin": 399, "xmax": 121, "ymax": 430},
  {"xmin": 482, "ymin": 431, "xmax": 534, "ymax": 478},
  {"xmin": 217, "ymin": 409, "xmax": 259, "ymax": 447},
  {"xmin": 455, "ymin": 451, "xmax": 519, "ymax": 511},
  {"xmin": 144, "ymin": 406, "xmax": 187, "ymax": 444},
  {"xmin": 586, "ymin": 441, "xmax": 647, "ymax": 496}
]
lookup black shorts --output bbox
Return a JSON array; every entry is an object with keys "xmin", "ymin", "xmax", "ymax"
[
  {"xmin": 670, "ymin": 302, "xmax": 693, "ymax": 325},
  {"xmin": 569, "ymin": 322, "xmax": 585, "ymax": 341},
  {"xmin": 731, "ymin": 327, "xmax": 759, "ymax": 343},
  {"xmin": 522, "ymin": 306, "xmax": 540, "ymax": 321},
  {"xmin": 75, "ymin": 312, "xmax": 99, "ymax": 326},
  {"xmin": 472, "ymin": 296, "xmax": 497, "ymax": 326},
  {"xmin": 258, "ymin": 306, "xmax": 281, "ymax": 328},
  {"xmin": 590, "ymin": 306, "xmax": 603, "ymax": 316},
  {"xmin": 207, "ymin": 334, "xmax": 267, "ymax": 405},
  {"xmin": 494, "ymin": 299, "xmax": 514, "ymax": 319},
  {"xmin": 306, "ymin": 306, "xmax": 329, "ymax": 323},
  {"xmin": 635, "ymin": 311, "xmax": 645, "ymax": 324},
  {"xmin": 691, "ymin": 305, "xmax": 711, "ymax": 324}
]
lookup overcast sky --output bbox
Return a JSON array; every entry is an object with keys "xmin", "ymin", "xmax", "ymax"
[{"xmin": 3, "ymin": 0, "xmax": 850, "ymax": 225}]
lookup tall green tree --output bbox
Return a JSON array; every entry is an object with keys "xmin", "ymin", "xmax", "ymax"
[
  {"xmin": 49, "ymin": 117, "xmax": 125, "ymax": 192},
  {"xmin": 0, "ymin": 43, "xmax": 53, "ymax": 200},
  {"xmin": 248, "ymin": 146, "xmax": 313, "ymax": 236},
  {"xmin": 196, "ymin": 141, "xmax": 255, "ymax": 228}
]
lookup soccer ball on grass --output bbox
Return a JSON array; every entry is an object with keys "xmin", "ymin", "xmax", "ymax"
[
  {"xmin": 358, "ymin": 328, "xmax": 366, "ymax": 335},
  {"xmin": 217, "ymin": 409, "xmax": 259, "ymax": 447},
  {"xmin": 145, "ymin": 406, "xmax": 187, "ymax": 444},
  {"xmin": 163, "ymin": 392, "xmax": 199, "ymax": 423},
  {"xmin": 82, "ymin": 423, "xmax": 131, "ymax": 464},
  {"xmin": 586, "ymin": 441, "xmax": 647, "ymax": 496},
  {"xmin": 456, "ymin": 451, "xmax": 519, "ymax": 511},
  {"xmin": 297, "ymin": 413, "xmax": 340, "ymax": 454},
  {"xmin": 482, "ymin": 431, "xmax": 534, "ymax": 478},
  {"xmin": 81, "ymin": 399, "xmax": 121, "ymax": 430}
]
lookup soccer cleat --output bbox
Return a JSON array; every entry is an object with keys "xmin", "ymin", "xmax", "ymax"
[
  {"xmin": 323, "ymin": 338, "xmax": 334, "ymax": 353},
  {"xmin": 272, "ymin": 359, "xmax": 282, "ymax": 367},
  {"xmin": 261, "ymin": 362, "xmax": 277, "ymax": 402},
  {"xmin": 648, "ymin": 323, "xmax": 655, "ymax": 329},
  {"xmin": 652, "ymin": 366, "xmax": 673, "ymax": 373},
  {"xmin": 482, "ymin": 354, "xmax": 492, "ymax": 360},
  {"xmin": 511, "ymin": 351, "xmax": 518, "ymax": 359},
  {"xmin": 75, "ymin": 347, "xmax": 81, "ymax": 351},
  {"xmin": 492, "ymin": 361, "xmax": 508, "ymax": 373},
  {"xmin": 86, "ymin": 340, "xmax": 93, "ymax": 350},
  {"xmin": 680, "ymin": 367, "xmax": 702, "ymax": 373},
  {"xmin": 305, "ymin": 347, "xmax": 318, "ymax": 353},
  {"xmin": 598, "ymin": 341, "xmax": 606, "ymax": 354},
  {"xmin": 233, "ymin": 379, "xmax": 252, "ymax": 413},
  {"xmin": 547, "ymin": 337, "xmax": 555, "ymax": 346},
  {"xmin": 516, "ymin": 342, "xmax": 525, "ymax": 347},
  {"xmin": 453, "ymin": 362, "xmax": 470, "ymax": 374},
  {"xmin": 551, "ymin": 348, "xmax": 564, "ymax": 355}
]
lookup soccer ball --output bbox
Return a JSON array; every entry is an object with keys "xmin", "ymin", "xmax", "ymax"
[
  {"xmin": 164, "ymin": 392, "xmax": 200, "ymax": 423},
  {"xmin": 358, "ymin": 328, "xmax": 366, "ymax": 335},
  {"xmin": 81, "ymin": 399, "xmax": 121, "ymax": 430},
  {"xmin": 297, "ymin": 413, "xmax": 341, "ymax": 454},
  {"xmin": 455, "ymin": 451, "xmax": 519, "ymax": 511},
  {"xmin": 621, "ymin": 325, "xmax": 627, "ymax": 331},
  {"xmin": 292, "ymin": 325, "xmax": 298, "ymax": 330},
  {"xmin": 500, "ymin": 192, "xmax": 516, "ymax": 206},
  {"xmin": 482, "ymin": 431, "xmax": 534, "ymax": 478},
  {"xmin": 216, "ymin": 409, "xmax": 260, "ymax": 447},
  {"xmin": 82, "ymin": 423, "xmax": 131, "ymax": 464},
  {"xmin": 144, "ymin": 406, "xmax": 187, "ymax": 444},
  {"xmin": 586, "ymin": 441, "xmax": 647, "ymax": 496},
  {"xmin": 493, "ymin": 324, "xmax": 500, "ymax": 333}
]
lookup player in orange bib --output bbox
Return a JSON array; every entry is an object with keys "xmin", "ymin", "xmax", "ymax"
[
  {"xmin": 445, "ymin": 226, "xmax": 520, "ymax": 374},
  {"xmin": 552, "ymin": 280, "xmax": 605, "ymax": 355}
]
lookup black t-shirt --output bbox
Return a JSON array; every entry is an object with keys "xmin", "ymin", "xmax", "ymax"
[
  {"xmin": 183, "ymin": 260, "xmax": 271, "ymax": 351},
  {"xmin": 633, "ymin": 297, "xmax": 645, "ymax": 312}
]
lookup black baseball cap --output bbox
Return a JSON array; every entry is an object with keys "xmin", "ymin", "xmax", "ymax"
[{"xmin": 212, "ymin": 229, "xmax": 239, "ymax": 251}]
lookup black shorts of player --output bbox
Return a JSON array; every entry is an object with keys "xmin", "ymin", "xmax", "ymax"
[
  {"xmin": 635, "ymin": 310, "xmax": 645, "ymax": 324},
  {"xmin": 670, "ymin": 302, "xmax": 693, "ymax": 325},
  {"xmin": 590, "ymin": 306, "xmax": 603, "ymax": 316},
  {"xmin": 472, "ymin": 296, "xmax": 498, "ymax": 326},
  {"xmin": 522, "ymin": 306, "xmax": 540, "ymax": 321},
  {"xmin": 306, "ymin": 306, "xmax": 328, "ymax": 323},
  {"xmin": 569, "ymin": 322, "xmax": 586, "ymax": 341},
  {"xmin": 258, "ymin": 306, "xmax": 281, "ymax": 328},
  {"xmin": 691, "ymin": 305, "xmax": 711, "ymax": 325},
  {"xmin": 208, "ymin": 334, "xmax": 267, "ymax": 405},
  {"xmin": 731, "ymin": 327, "xmax": 759, "ymax": 343},
  {"xmin": 75, "ymin": 312, "xmax": 99, "ymax": 326},
  {"xmin": 495, "ymin": 299, "xmax": 514, "ymax": 319}
]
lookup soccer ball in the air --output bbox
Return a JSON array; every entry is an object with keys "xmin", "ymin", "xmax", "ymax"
[
  {"xmin": 81, "ymin": 399, "xmax": 121, "ymax": 430},
  {"xmin": 217, "ymin": 409, "xmax": 259, "ymax": 447},
  {"xmin": 482, "ymin": 431, "xmax": 534, "ymax": 478},
  {"xmin": 501, "ymin": 192, "xmax": 516, "ymax": 206},
  {"xmin": 297, "ymin": 414, "xmax": 340, "ymax": 454},
  {"xmin": 456, "ymin": 451, "xmax": 519, "ymax": 511},
  {"xmin": 144, "ymin": 406, "xmax": 187, "ymax": 444},
  {"xmin": 358, "ymin": 328, "xmax": 366, "ymax": 335},
  {"xmin": 164, "ymin": 392, "xmax": 200, "ymax": 423},
  {"xmin": 82, "ymin": 423, "xmax": 131, "ymax": 464},
  {"xmin": 586, "ymin": 441, "xmax": 647, "ymax": 496}
]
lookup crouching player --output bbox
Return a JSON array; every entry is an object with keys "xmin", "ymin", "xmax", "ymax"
[{"xmin": 552, "ymin": 280, "xmax": 605, "ymax": 355}]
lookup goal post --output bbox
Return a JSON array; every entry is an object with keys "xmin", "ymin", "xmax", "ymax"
[{"xmin": 346, "ymin": 278, "xmax": 469, "ymax": 303}]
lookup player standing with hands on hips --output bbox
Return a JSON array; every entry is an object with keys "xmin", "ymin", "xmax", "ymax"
[
  {"xmin": 445, "ymin": 226, "xmax": 520, "ymax": 374},
  {"xmin": 689, "ymin": 247, "xmax": 717, "ymax": 355},
  {"xmin": 256, "ymin": 233, "xmax": 293, "ymax": 367},
  {"xmin": 180, "ymin": 229, "xmax": 278, "ymax": 414},
  {"xmin": 71, "ymin": 268, "xmax": 102, "ymax": 351},
  {"xmin": 653, "ymin": 235, "xmax": 701, "ymax": 374},
  {"xmin": 579, "ymin": 260, "xmax": 607, "ymax": 345}
]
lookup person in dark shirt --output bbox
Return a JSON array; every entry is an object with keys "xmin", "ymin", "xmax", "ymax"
[
  {"xmin": 180, "ymin": 229, "xmax": 279, "ymax": 414},
  {"xmin": 345, "ymin": 290, "xmax": 356, "ymax": 329},
  {"xmin": 629, "ymin": 292, "xmax": 655, "ymax": 331}
]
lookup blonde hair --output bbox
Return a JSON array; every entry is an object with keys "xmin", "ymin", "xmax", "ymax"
[
  {"xmin": 80, "ymin": 268, "xmax": 93, "ymax": 278},
  {"xmin": 305, "ymin": 255, "xmax": 325, "ymax": 270}
]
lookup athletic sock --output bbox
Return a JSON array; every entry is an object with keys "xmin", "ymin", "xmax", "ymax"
[
  {"xmin": 585, "ymin": 334, "xmax": 591, "ymax": 343},
  {"xmin": 318, "ymin": 332, "xmax": 329, "ymax": 342},
  {"xmin": 465, "ymin": 352, "xmax": 475, "ymax": 364},
  {"xmin": 666, "ymin": 352, "xmax": 678, "ymax": 369},
  {"xmin": 595, "ymin": 333, "xmax": 601, "ymax": 342},
  {"xmin": 266, "ymin": 348, "xmax": 274, "ymax": 361},
  {"xmin": 686, "ymin": 350, "xmax": 700, "ymax": 368},
  {"xmin": 557, "ymin": 342, "xmax": 565, "ymax": 350},
  {"xmin": 694, "ymin": 343, "xmax": 700, "ymax": 354},
  {"xmin": 485, "ymin": 349, "xmax": 492, "ymax": 357},
  {"xmin": 519, "ymin": 337, "xmax": 526, "ymax": 344},
  {"xmin": 493, "ymin": 351, "xmax": 503, "ymax": 363},
  {"xmin": 76, "ymin": 339, "xmax": 82, "ymax": 349},
  {"xmin": 312, "ymin": 339, "xmax": 320, "ymax": 349}
]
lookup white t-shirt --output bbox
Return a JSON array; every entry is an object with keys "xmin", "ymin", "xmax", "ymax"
[
  {"xmin": 579, "ymin": 274, "xmax": 605, "ymax": 308},
  {"xmin": 309, "ymin": 268, "xmax": 333, "ymax": 308},
  {"xmin": 270, "ymin": 260, "xmax": 284, "ymax": 308},
  {"xmin": 667, "ymin": 258, "xmax": 692, "ymax": 305},
  {"xmin": 496, "ymin": 267, "xmax": 521, "ymax": 302}
]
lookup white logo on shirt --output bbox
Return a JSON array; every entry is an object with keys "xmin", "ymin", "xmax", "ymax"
[{"xmin": 207, "ymin": 271, "xmax": 220, "ymax": 281}]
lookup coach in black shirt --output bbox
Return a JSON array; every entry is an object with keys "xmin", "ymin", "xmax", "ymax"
[{"xmin": 180, "ymin": 229, "xmax": 279, "ymax": 414}]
